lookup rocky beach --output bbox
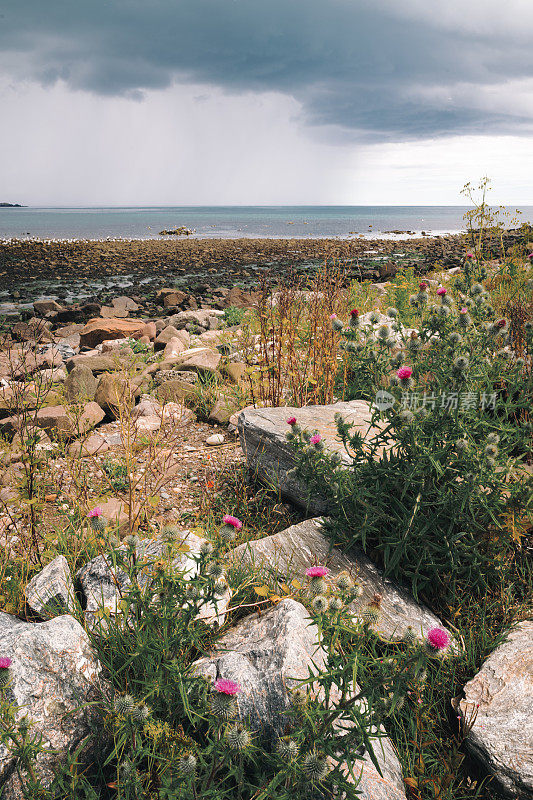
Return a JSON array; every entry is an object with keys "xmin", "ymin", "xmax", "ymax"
[{"xmin": 0, "ymin": 231, "xmax": 515, "ymax": 313}]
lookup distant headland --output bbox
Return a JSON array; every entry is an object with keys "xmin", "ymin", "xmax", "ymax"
[{"xmin": 0, "ymin": 202, "xmax": 25, "ymax": 207}]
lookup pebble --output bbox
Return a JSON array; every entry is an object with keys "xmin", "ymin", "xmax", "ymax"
[{"xmin": 205, "ymin": 433, "xmax": 225, "ymax": 446}]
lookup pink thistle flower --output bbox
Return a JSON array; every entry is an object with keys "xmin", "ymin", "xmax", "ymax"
[
  {"xmin": 418, "ymin": 282, "xmax": 428, "ymax": 290},
  {"xmin": 214, "ymin": 678, "xmax": 241, "ymax": 695},
  {"xmin": 306, "ymin": 566, "xmax": 330, "ymax": 578},
  {"xmin": 87, "ymin": 507, "xmax": 103, "ymax": 518},
  {"xmin": 437, "ymin": 286, "xmax": 447, "ymax": 296},
  {"xmin": 426, "ymin": 628, "xmax": 450, "ymax": 651},
  {"xmin": 466, "ymin": 252, "xmax": 473, "ymax": 259},
  {"xmin": 287, "ymin": 416, "xmax": 297, "ymax": 426},
  {"xmin": 397, "ymin": 367, "xmax": 413, "ymax": 380},
  {"xmin": 222, "ymin": 515, "xmax": 242, "ymax": 530},
  {"xmin": 330, "ymin": 313, "xmax": 337, "ymax": 320},
  {"xmin": 349, "ymin": 309, "xmax": 359, "ymax": 317},
  {"xmin": 0, "ymin": 658, "xmax": 12, "ymax": 669},
  {"xmin": 310, "ymin": 434, "xmax": 322, "ymax": 445},
  {"xmin": 528, "ymin": 252, "xmax": 533, "ymax": 260},
  {"xmin": 459, "ymin": 307, "xmax": 468, "ymax": 314},
  {"xmin": 495, "ymin": 318, "xmax": 507, "ymax": 329}
]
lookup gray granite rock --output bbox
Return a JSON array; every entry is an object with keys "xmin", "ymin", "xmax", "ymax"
[
  {"xmin": 25, "ymin": 555, "xmax": 77, "ymax": 618},
  {"xmin": 459, "ymin": 620, "xmax": 533, "ymax": 798},
  {"xmin": 77, "ymin": 532, "xmax": 230, "ymax": 630},
  {"xmin": 193, "ymin": 598, "xmax": 405, "ymax": 800},
  {"xmin": 228, "ymin": 518, "xmax": 451, "ymax": 643},
  {"xmin": 0, "ymin": 613, "xmax": 104, "ymax": 799},
  {"xmin": 237, "ymin": 401, "xmax": 383, "ymax": 513}
]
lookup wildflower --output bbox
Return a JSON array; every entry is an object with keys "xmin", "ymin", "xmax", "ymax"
[
  {"xmin": 419, "ymin": 282, "xmax": 428, "ymax": 290},
  {"xmin": 438, "ymin": 305, "xmax": 451, "ymax": 316},
  {"xmin": 409, "ymin": 294, "xmax": 418, "ymax": 307},
  {"xmin": 448, "ymin": 332, "xmax": 462, "ymax": 346},
  {"xmin": 486, "ymin": 456, "xmax": 496, "ymax": 468},
  {"xmin": 178, "ymin": 754, "xmax": 197, "ymax": 776},
  {"xmin": 452, "ymin": 355, "xmax": 469, "ymax": 374},
  {"xmin": 350, "ymin": 308, "xmax": 360, "ymax": 328},
  {"xmin": 470, "ymin": 283, "xmax": 484, "ymax": 297},
  {"xmin": 456, "ymin": 438, "xmax": 469, "ymax": 453},
  {"xmin": 466, "ymin": 252, "xmax": 473, "ymax": 259},
  {"xmin": 207, "ymin": 561, "xmax": 224, "ymax": 579},
  {"xmin": 220, "ymin": 514, "xmax": 242, "ymax": 542},
  {"xmin": 131, "ymin": 704, "xmax": 151, "ymax": 723},
  {"xmin": 528, "ymin": 252, "xmax": 533, "ymax": 260},
  {"xmin": 458, "ymin": 308, "xmax": 471, "ymax": 327},
  {"xmin": 287, "ymin": 416, "xmax": 297, "ymax": 426},
  {"xmin": 303, "ymin": 751, "xmax": 330, "ymax": 782},
  {"xmin": 442, "ymin": 294, "xmax": 453, "ymax": 307},
  {"xmin": 87, "ymin": 507, "xmax": 107, "ymax": 532},
  {"xmin": 311, "ymin": 595, "xmax": 328, "ymax": 614},
  {"xmin": 199, "ymin": 540, "xmax": 214, "ymax": 557},
  {"xmin": 213, "ymin": 579, "xmax": 228, "ymax": 596},
  {"xmin": 331, "ymin": 315, "xmax": 344, "ymax": 331},
  {"xmin": 494, "ymin": 318, "xmax": 508, "ymax": 331},
  {"xmin": 328, "ymin": 596, "xmax": 342, "ymax": 613},
  {"xmin": 397, "ymin": 366, "xmax": 412, "ymax": 381},
  {"xmin": 426, "ymin": 627, "xmax": 450, "ymax": 653},
  {"xmin": 310, "ymin": 433, "xmax": 322, "ymax": 447},
  {"xmin": 486, "ymin": 433, "xmax": 500, "ymax": 444},
  {"xmin": 416, "ymin": 290, "xmax": 429, "ymax": 306},
  {"xmin": 306, "ymin": 566, "xmax": 329, "ymax": 578},
  {"xmin": 403, "ymin": 626, "xmax": 417, "ymax": 646},
  {"xmin": 226, "ymin": 723, "xmax": 251, "ymax": 751},
  {"xmin": 369, "ymin": 310, "xmax": 380, "ymax": 324},
  {"xmin": 277, "ymin": 736, "xmax": 299, "ymax": 760},
  {"xmin": 185, "ymin": 584, "xmax": 199, "ymax": 600},
  {"xmin": 0, "ymin": 657, "xmax": 12, "ymax": 688},
  {"xmin": 387, "ymin": 307, "xmax": 398, "ymax": 318},
  {"xmin": 124, "ymin": 534, "xmax": 140, "ymax": 548},
  {"xmin": 408, "ymin": 335, "xmax": 422, "ymax": 353},
  {"xmin": 210, "ymin": 679, "xmax": 240, "ymax": 719},
  {"xmin": 114, "ymin": 695, "xmax": 137, "ymax": 716},
  {"xmin": 377, "ymin": 323, "xmax": 391, "ymax": 341},
  {"xmin": 222, "ymin": 515, "xmax": 242, "ymax": 531},
  {"xmin": 437, "ymin": 286, "xmax": 446, "ymax": 296},
  {"xmin": 484, "ymin": 443, "xmax": 499, "ymax": 458},
  {"xmin": 290, "ymin": 687, "xmax": 308, "ymax": 708},
  {"xmin": 214, "ymin": 679, "xmax": 241, "ymax": 696},
  {"xmin": 362, "ymin": 594, "xmax": 382, "ymax": 626},
  {"xmin": 335, "ymin": 571, "xmax": 353, "ymax": 591}
]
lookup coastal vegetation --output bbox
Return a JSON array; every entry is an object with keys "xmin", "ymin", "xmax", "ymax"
[{"xmin": 0, "ymin": 204, "xmax": 531, "ymax": 799}]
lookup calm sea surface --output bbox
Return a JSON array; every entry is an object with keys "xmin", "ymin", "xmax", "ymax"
[{"xmin": 1, "ymin": 206, "xmax": 532, "ymax": 241}]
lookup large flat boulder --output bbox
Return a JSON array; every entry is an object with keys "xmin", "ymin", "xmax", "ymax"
[
  {"xmin": 193, "ymin": 598, "xmax": 405, "ymax": 800},
  {"xmin": 175, "ymin": 347, "xmax": 221, "ymax": 375},
  {"xmin": 0, "ymin": 613, "xmax": 104, "ymax": 799},
  {"xmin": 34, "ymin": 402, "xmax": 105, "ymax": 438},
  {"xmin": 459, "ymin": 620, "xmax": 533, "ymax": 798},
  {"xmin": 229, "ymin": 518, "xmax": 450, "ymax": 643},
  {"xmin": 79, "ymin": 318, "xmax": 146, "ymax": 349},
  {"xmin": 237, "ymin": 401, "xmax": 383, "ymax": 513}
]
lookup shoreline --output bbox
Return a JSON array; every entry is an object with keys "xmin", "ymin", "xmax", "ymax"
[
  {"xmin": 0, "ymin": 234, "xmax": 469, "ymax": 308},
  {"xmin": 0, "ymin": 228, "xmax": 465, "ymax": 245}
]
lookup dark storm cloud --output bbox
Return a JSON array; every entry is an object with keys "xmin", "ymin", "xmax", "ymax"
[{"xmin": 1, "ymin": 0, "xmax": 532, "ymax": 140}]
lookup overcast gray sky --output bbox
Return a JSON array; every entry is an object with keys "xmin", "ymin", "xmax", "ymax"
[{"xmin": 1, "ymin": 0, "xmax": 532, "ymax": 205}]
